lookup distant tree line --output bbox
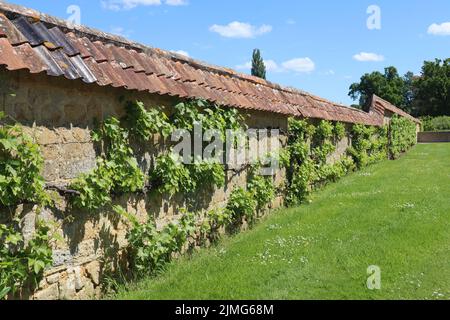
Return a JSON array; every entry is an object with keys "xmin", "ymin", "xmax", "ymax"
[{"xmin": 349, "ymin": 58, "xmax": 450, "ymax": 117}]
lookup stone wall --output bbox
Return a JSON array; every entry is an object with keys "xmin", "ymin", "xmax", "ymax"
[
  {"xmin": 1, "ymin": 70, "xmax": 352, "ymax": 300},
  {"xmin": 418, "ymin": 131, "xmax": 450, "ymax": 143}
]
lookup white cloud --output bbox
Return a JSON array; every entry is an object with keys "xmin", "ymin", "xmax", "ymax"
[
  {"xmin": 171, "ymin": 50, "xmax": 190, "ymax": 57},
  {"xmin": 101, "ymin": 0, "xmax": 187, "ymax": 11},
  {"xmin": 353, "ymin": 52, "xmax": 384, "ymax": 62},
  {"xmin": 209, "ymin": 21, "xmax": 272, "ymax": 38},
  {"xmin": 236, "ymin": 59, "xmax": 282, "ymax": 72},
  {"xmin": 235, "ymin": 61, "xmax": 252, "ymax": 70},
  {"xmin": 427, "ymin": 22, "xmax": 450, "ymax": 36},
  {"xmin": 282, "ymin": 57, "xmax": 315, "ymax": 73},
  {"xmin": 263, "ymin": 60, "xmax": 282, "ymax": 72},
  {"xmin": 236, "ymin": 57, "xmax": 315, "ymax": 74},
  {"xmin": 165, "ymin": 0, "xmax": 188, "ymax": 5}
]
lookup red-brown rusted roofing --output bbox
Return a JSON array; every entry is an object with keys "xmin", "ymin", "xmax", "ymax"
[
  {"xmin": 371, "ymin": 95, "xmax": 421, "ymax": 124},
  {"xmin": 0, "ymin": 1, "xmax": 420, "ymax": 126}
]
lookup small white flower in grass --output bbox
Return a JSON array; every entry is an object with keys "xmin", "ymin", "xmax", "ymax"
[{"xmin": 397, "ymin": 202, "xmax": 415, "ymax": 210}]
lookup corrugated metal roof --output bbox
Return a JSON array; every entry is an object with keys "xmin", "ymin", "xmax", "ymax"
[{"xmin": 0, "ymin": 2, "xmax": 421, "ymax": 126}]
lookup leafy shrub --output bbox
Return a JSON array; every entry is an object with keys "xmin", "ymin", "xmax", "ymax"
[
  {"xmin": 389, "ymin": 115, "xmax": 417, "ymax": 159},
  {"xmin": 69, "ymin": 159, "xmax": 114, "ymax": 210},
  {"xmin": 115, "ymin": 206, "xmax": 195, "ymax": 276},
  {"xmin": 333, "ymin": 122, "xmax": 346, "ymax": 141},
  {"xmin": 125, "ymin": 101, "xmax": 173, "ymax": 140},
  {"xmin": 0, "ymin": 115, "xmax": 49, "ymax": 207},
  {"xmin": 247, "ymin": 166, "xmax": 276, "ymax": 211},
  {"xmin": 226, "ymin": 188, "xmax": 257, "ymax": 223},
  {"xmin": 70, "ymin": 117, "xmax": 144, "ymax": 209},
  {"xmin": 0, "ymin": 219, "xmax": 53, "ymax": 299},
  {"xmin": 151, "ymin": 153, "xmax": 193, "ymax": 195},
  {"xmin": 285, "ymin": 160, "xmax": 315, "ymax": 206},
  {"xmin": 190, "ymin": 158, "xmax": 226, "ymax": 190},
  {"xmin": 421, "ymin": 116, "xmax": 450, "ymax": 132},
  {"xmin": 314, "ymin": 120, "xmax": 334, "ymax": 143},
  {"xmin": 348, "ymin": 124, "xmax": 388, "ymax": 168}
]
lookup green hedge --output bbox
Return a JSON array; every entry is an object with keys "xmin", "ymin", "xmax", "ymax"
[
  {"xmin": 389, "ymin": 115, "xmax": 417, "ymax": 159},
  {"xmin": 421, "ymin": 116, "xmax": 450, "ymax": 132}
]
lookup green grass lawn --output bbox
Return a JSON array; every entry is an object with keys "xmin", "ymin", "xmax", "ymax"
[{"xmin": 115, "ymin": 143, "xmax": 450, "ymax": 300}]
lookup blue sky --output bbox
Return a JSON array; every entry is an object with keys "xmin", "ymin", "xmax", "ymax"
[{"xmin": 9, "ymin": 0, "xmax": 450, "ymax": 105}]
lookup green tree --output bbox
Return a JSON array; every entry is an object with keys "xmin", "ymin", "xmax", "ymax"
[
  {"xmin": 251, "ymin": 49, "xmax": 266, "ymax": 80},
  {"xmin": 412, "ymin": 58, "xmax": 450, "ymax": 116},
  {"xmin": 349, "ymin": 66, "xmax": 411, "ymax": 110}
]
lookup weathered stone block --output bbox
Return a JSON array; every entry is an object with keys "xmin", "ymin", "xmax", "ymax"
[
  {"xmin": 85, "ymin": 261, "xmax": 101, "ymax": 286},
  {"xmin": 34, "ymin": 283, "xmax": 59, "ymax": 300}
]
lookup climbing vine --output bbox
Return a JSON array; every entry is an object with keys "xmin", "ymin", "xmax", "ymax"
[
  {"xmin": 347, "ymin": 124, "xmax": 388, "ymax": 169},
  {"xmin": 247, "ymin": 164, "xmax": 276, "ymax": 211},
  {"xmin": 114, "ymin": 205, "xmax": 196, "ymax": 276},
  {"xmin": 0, "ymin": 112, "xmax": 49, "ymax": 207},
  {"xmin": 69, "ymin": 117, "xmax": 144, "ymax": 209},
  {"xmin": 0, "ymin": 218, "xmax": 54, "ymax": 300},
  {"xmin": 284, "ymin": 119, "xmax": 360, "ymax": 206},
  {"xmin": 124, "ymin": 101, "xmax": 173, "ymax": 140},
  {"xmin": 389, "ymin": 115, "xmax": 417, "ymax": 159},
  {"xmin": 150, "ymin": 153, "xmax": 194, "ymax": 195},
  {"xmin": 225, "ymin": 188, "xmax": 257, "ymax": 225}
]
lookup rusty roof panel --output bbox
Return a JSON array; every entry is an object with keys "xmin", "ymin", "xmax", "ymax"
[
  {"xmin": 0, "ymin": 5, "xmax": 421, "ymax": 126},
  {"xmin": 12, "ymin": 17, "xmax": 47, "ymax": 47},
  {"xmin": 110, "ymin": 62, "xmax": 137, "ymax": 90},
  {"xmin": 13, "ymin": 42, "xmax": 46, "ymax": 73},
  {"xmin": 164, "ymin": 79, "xmax": 186, "ymax": 97},
  {"xmin": 172, "ymin": 61, "xmax": 194, "ymax": 82},
  {"xmin": 128, "ymin": 50, "xmax": 152, "ymax": 74},
  {"xmin": 65, "ymin": 33, "xmax": 91, "ymax": 58},
  {"xmin": 79, "ymin": 38, "xmax": 107, "ymax": 62},
  {"xmin": 48, "ymin": 27, "xmax": 79, "ymax": 56},
  {"xmin": 146, "ymin": 73, "xmax": 169, "ymax": 95},
  {"xmin": 128, "ymin": 69, "xmax": 151, "ymax": 91},
  {"xmin": 0, "ymin": 37, "xmax": 27, "ymax": 70},
  {"xmin": 69, "ymin": 55, "xmax": 97, "ymax": 83},
  {"xmin": 97, "ymin": 61, "xmax": 126, "ymax": 88},
  {"xmin": 143, "ymin": 73, "xmax": 163, "ymax": 94},
  {"xmin": 92, "ymin": 40, "xmax": 113, "ymax": 61},
  {"xmin": 158, "ymin": 57, "xmax": 180, "ymax": 80},
  {"xmin": 147, "ymin": 55, "xmax": 172, "ymax": 77},
  {"xmin": 83, "ymin": 57, "xmax": 112, "ymax": 86},
  {"xmin": 33, "ymin": 45, "xmax": 64, "ymax": 76},
  {"xmin": 0, "ymin": 13, "xmax": 27, "ymax": 44},
  {"xmin": 134, "ymin": 52, "xmax": 159, "ymax": 75},
  {"xmin": 50, "ymin": 49, "xmax": 81, "ymax": 80},
  {"xmin": 119, "ymin": 48, "xmax": 145, "ymax": 72},
  {"xmin": 182, "ymin": 63, "xmax": 205, "ymax": 84},
  {"xmin": 31, "ymin": 22, "xmax": 62, "ymax": 50},
  {"xmin": 146, "ymin": 56, "xmax": 168, "ymax": 76},
  {"xmin": 108, "ymin": 44, "xmax": 133, "ymax": 69}
]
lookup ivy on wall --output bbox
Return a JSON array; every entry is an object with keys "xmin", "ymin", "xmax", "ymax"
[
  {"xmin": 282, "ymin": 115, "xmax": 417, "ymax": 207},
  {"xmin": 1, "ymin": 95, "xmax": 419, "ymax": 293},
  {"xmin": 69, "ymin": 117, "xmax": 144, "ymax": 210},
  {"xmin": 283, "ymin": 119, "xmax": 355, "ymax": 206},
  {"xmin": 69, "ymin": 99, "xmax": 247, "ymax": 210},
  {"xmin": 0, "ymin": 113, "xmax": 54, "ymax": 300},
  {"xmin": 0, "ymin": 112, "xmax": 49, "ymax": 207},
  {"xmin": 0, "ymin": 219, "xmax": 54, "ymax": 299},
  {"xmin": 347, "ymin": 124, "xmax": 388, "ymax": 169},
  {"xmin": 389, "ymin": 115, "xmax": 417, "ymax": 159}
]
